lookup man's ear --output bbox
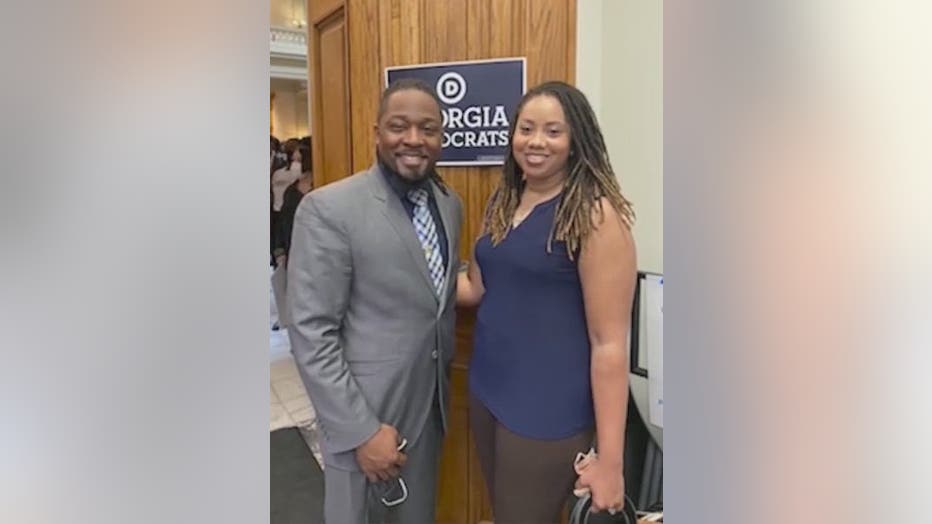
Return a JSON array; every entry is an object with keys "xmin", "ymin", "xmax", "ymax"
[{"xmin": 373, "ymin": 122, "xmax": 380, "ymax": 144}]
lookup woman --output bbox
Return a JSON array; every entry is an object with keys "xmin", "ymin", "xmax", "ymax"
[
  {"xmin": 269, "ymin": 139, "xmax": 304, "ymax": 330},
  {"xmin": 271, "ymin": 138, "xmax": 302, "ymax": 267},
  {"xmin": 457, "ymin": 81, "xmax": 637, "ymax": 522},
  {"xmin": 272, "ymin": 143, "xmax": 312, "ymax": 269},
  {"xmin": 271, "ymin": 143, "xmax": 311, "ymax": 329},
  {"xmin": 270, "ymin": 135, "xmax": 287, "ymax": 267}
]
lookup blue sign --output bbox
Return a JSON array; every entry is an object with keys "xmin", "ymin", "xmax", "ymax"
[{"xmin": 385, "ymin": 58, "xmax": 526, "ymax": 166}]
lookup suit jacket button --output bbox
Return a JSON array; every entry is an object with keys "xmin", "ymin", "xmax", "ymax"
[{"xmin": 431, "ymin": 350, "xmax": 438, "ymax": 359}]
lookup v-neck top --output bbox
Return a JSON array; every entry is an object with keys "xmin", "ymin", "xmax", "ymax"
[{"xmin": 469, "ymin": 194, "xmax": 595, "ymax": 440}]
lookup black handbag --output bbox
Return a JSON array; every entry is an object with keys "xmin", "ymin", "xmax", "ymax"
[{"xmin": 568, "ymin": 493, "xmax": 638, "ymax": 524}]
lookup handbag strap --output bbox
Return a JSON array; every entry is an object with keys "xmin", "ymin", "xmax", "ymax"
[{"xmin": 568, "ymin": 493, "xmax": 638, "ymax": 524}]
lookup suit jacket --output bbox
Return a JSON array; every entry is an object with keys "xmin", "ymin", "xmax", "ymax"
[{"xmin": 287, "ymin": 163, "xmax": 462, "ymax": 471}]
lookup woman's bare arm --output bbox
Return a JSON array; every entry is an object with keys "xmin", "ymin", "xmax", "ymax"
[{"xmin": 577, "ymin": 198, "xmax": 637, "ymax": 511}]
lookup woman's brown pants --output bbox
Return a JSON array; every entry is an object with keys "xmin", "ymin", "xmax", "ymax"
[{"xmin": 469, "ymin": 395, "xmax": 594, "ymax": 524}]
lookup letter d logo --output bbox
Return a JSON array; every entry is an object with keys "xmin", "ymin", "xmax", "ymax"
[{"xmin": 436, "ymin": 72, "xmax": 467, "ymax": 105}]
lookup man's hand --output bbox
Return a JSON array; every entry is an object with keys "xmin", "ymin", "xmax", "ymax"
[
  {"xmin": 275, "ymin": 254, "xmax": 287, "ymax": 268},
  {"xmin": 355, "ymin": 424, "xmax": 407, "ymax": 483}
]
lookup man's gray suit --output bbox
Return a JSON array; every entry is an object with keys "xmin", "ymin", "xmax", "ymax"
[{"xmin": 287, "ymin": 163, "xmax": 462, "ymax": 523}]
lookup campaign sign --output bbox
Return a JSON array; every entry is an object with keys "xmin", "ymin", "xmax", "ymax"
[{"xmin": 385, "ymin": 58, "xmax": 526, "ymax": 166}]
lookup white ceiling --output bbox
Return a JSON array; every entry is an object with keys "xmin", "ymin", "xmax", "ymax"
[
  {"xmin": 270, "ymin": 0, "xmax": 307, "ymax": 80},
  {"xmin": 271, "ymin": 0, "xmax": 306, "ymax": 30}
]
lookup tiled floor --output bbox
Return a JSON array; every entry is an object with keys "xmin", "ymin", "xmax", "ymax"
[
  {"xmin": 270, "ymin": 278, "xmax": 323, "ymax": 466},
  {"xmin": 270, "ymin": 329, "xmax": 314, "ymax": 430}
]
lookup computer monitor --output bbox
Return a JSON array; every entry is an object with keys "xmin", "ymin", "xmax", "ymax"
[{"xmin": 629, "ymin": 271, "xmax": 663, "ymax": 440}]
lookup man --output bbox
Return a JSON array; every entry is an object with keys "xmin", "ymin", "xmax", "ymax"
[{"xmin": 287, "ymin": 78, "xmax": 462, "ymax": 523}]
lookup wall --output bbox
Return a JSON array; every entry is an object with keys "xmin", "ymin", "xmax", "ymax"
[
  {"xmin": 577, "ymin": 0, "xmax": 665, "ymax": 452},
  {"xmin": 576, "ymin": 0, "xmax": 663, "ymax": 273},
  {"xmin": 344, "ymin": 0, "xmax": 577, "ymax": 264},
  {"xmin": 270, "ymin": 79, "xmax": 310, "ymax": 139}
]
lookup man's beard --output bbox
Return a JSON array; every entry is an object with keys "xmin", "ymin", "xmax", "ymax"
[{"xmin": 379, "ymin": 150, "xmax": 432, "ymax": 181}]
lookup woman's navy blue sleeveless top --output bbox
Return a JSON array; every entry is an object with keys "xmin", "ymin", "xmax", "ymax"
[{"xmin": 469, "ymin": 194, "xmax": 594, "ymax": 440}]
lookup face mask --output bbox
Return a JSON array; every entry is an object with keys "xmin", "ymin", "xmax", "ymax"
[{"xmin": 291, "ymin": 161, "xmax": 301, "ymax": 171}]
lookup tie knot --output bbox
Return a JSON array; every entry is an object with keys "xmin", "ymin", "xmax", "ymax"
[{"xmin": 406, "ymin": 188, "xmax": 429, "ymax": 207}]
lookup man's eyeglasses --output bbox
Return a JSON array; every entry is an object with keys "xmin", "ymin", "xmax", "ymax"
[{"xmin": 378, "ymin": 438, "xmax": 408, "ymax": 507}]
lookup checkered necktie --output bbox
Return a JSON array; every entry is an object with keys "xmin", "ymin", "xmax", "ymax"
[{"xmin": 407, "ymin": 188, "xmax": 445, "ymax": 295}]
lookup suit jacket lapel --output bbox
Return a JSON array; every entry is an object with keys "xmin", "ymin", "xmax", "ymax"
[{"xmin": 367, "ymin": 165, "xmax": 439, "ymax": 302}]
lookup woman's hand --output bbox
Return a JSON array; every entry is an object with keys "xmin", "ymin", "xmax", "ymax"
[
  {"xmin": 455, "ymin": 265, "xmax": 476, "ymax": 306},
  {"xmin": 455, "ymin": 244, "xmax": 485, "ymax": 307},
  {"xmin": 575, "ymin": 454, "xmax": 625, "ymax": 514}
]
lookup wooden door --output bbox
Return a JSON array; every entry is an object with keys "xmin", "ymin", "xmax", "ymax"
[{"xmin": 309, "ymin": 1, "xmax": 351, "ymax": 187}]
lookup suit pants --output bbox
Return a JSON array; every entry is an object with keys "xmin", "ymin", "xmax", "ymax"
[{"xmin": 323, "ymin": 394, "xmax": 443, "ymax": 524}]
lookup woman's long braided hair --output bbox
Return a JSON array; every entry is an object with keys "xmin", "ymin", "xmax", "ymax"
[{"xmin": 484, "ymin": 81, "xmax": 635, "ymax": 258}]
